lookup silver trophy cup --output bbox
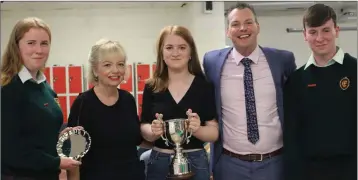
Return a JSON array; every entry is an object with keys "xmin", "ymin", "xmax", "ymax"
[{"xmin": 160, "ymin": 117, "xmax": 194, "ymax": 180}]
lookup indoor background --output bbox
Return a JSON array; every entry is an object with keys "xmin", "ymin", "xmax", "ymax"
[
  {"xmin": 1, "ymin": 1, "xmax": 357, "ymax": 179},
  {"xmin": 1, "ymin": 0, "xmax": 357, "ymax": 123}
]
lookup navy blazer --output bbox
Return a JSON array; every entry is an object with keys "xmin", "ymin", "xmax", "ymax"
[{"xmin": 202, "ymin": 46, "xmax": 297, "ymax": 172}]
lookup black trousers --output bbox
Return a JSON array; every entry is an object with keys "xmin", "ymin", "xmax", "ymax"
[
  {"xmin": 305, "ymin": 157, "xmax": 356, "ymax": 180},
  {"xmin": 1, "ymin": 175, "xmax": 59, "ymax": 180}
]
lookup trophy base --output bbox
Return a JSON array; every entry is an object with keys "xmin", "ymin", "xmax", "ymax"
[{"xmin": 166, "ymin": 172, "xmax": 195, "ymax": 180}]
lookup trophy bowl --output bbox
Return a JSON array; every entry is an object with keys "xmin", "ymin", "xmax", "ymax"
[
  {"xmin": 57, "ymin": 129, "xmax": 91, "ymax": 161},
  {"xmin": 161, "ymin": 118, "xmax": 194, "ymax": 180}
]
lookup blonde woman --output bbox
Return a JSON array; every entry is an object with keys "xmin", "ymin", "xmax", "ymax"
[
  {"xmin": 66, "ymin": 39, "xmax": 145, "ymax": 180},
  {"xmin": 140, "ymin": 25, "xmax": 219, "ymax": 180},
  {"xmin": 1, "ymin": 17, "xmax": 81, "ymax": 180}
]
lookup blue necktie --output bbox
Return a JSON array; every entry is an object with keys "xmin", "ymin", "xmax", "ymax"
[{"xmin": 241, "ymin": 58, "xmax": 259, "ymax": 144}]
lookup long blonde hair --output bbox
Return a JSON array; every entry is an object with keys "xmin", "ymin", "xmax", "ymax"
[
  {"xmin": 147, "ymin": 25, "xmax": 204, "ymax": 92},
  {"xmin": 1, "ymin": 17, "xmax": 52, "ymax": 86}
]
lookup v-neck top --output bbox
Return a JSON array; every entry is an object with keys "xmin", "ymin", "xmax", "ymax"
[{"xmin": 141, "ymin": 76, "xmax": 217, "ymax": 149}]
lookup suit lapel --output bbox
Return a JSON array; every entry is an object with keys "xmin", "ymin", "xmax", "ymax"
[
  {"xmin": 214, "ymin": 48, "xmax": 232, "ymax": 85},
  {"xmin": 261, "ymin": 47, "xmax": 281, "ymax": 88},
  {"xmin": 214, "ymin": 48, "xmax": 232, "ymax": 122},
  {"xmin": 261, "ymin": 47, "xmax": 284, "ymax": 126}
]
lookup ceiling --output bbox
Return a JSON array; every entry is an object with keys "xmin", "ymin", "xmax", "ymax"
[
  {"xmin": 224, "ymin": 1, "xmax": 357, "ymax": 13},
  {"xmin": 0, "ymin": 2, "xmax": 186, "ymax": 11},
  {"xmin": 1, "ymin": 1, "xmax": 356, "ymax": 14}
]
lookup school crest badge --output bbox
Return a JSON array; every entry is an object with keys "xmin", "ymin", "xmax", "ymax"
[{"xmin": 339, "ymin": 77, "xmax": 350, "ymax": 90}]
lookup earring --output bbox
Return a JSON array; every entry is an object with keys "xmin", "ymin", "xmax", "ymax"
[{"xmin": 94, "ymin": 76, "xmax": 98, "ymax": 81}]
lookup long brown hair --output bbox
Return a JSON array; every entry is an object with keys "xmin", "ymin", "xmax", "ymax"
[
  {"xmin": 1, "ymin": 17, "xmax": 52, "ymax": 86},
  {"xmin": 147, "ymin": 25, "xmax": 204, "ymax": 92}
]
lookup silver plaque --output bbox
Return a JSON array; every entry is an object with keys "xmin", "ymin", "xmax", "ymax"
[{"xmin": 57, "ymin": 129, "xmax": 91, "ymax": 161}]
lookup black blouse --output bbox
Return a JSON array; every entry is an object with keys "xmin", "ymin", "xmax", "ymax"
[
  {"xmin": 67, "ymin": 88, "xmax": 144, "ymax": 179},
  {"xmin": 140, "ymin": 76, "xmax": 217, "ymax": 150}
]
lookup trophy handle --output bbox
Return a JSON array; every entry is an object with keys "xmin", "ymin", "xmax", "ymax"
[
  {"xmin": 157, "ymin": 114, "xmax": 170, "ymax": 146},
  {"xmin": 160, "ymin": 123, "xmax": 169, "ymax": 146},
  {"xmin": 186, "ymin": 129, "xmax": 193, "ymax": 144},
  {"xmin": 185, "ymin": 119, "xmax": 193, "ymax": 144}
]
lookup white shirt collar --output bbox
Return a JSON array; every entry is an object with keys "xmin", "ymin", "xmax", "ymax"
[
  {"xmin": 18, "ymin": 66, "xmax": 47, "ymax": 84},
  {"xmin": 232, "ymin": 45, "xmax": 260, "ymax": 65},
  {"xmin": 304, "ymin": 47, "xmax": 345, "ymax": 70}
]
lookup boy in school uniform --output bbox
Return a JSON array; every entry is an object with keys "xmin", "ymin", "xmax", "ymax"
[{"xmin": 283, "ymin": 4, "xmax": 357, "ymax": 180}]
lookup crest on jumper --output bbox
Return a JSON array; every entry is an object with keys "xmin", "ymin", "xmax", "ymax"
[{"xmin": 339, "ymin": 77, "xmax": 350, "ymax": 90}]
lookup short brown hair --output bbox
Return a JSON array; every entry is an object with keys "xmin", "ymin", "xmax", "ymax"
[
  {"xmin": 226, "ymin": 2, "xmax": 258, "ymax": 23},
  {"xmin": 303, "ymin": 3, "xmax": 337, "ymax": 29},
  {"xmin": 1, "ymin": 17, "xmax": 51, "ymax": 86},
  {"xmin": 147, "ymin": 25, "xmax": 204, "ymax": 92}
]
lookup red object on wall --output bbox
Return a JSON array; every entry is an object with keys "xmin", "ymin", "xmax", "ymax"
[
  {"xmin": 136, "ymin": 64, "xmax": 150, "ymax": 92},
  {"xmin": 58, "ymin": 96, "xmax": 68, "ymax": 123},
  {"xmin": 137, "ymin": 93, "xmax": 143, "ymax": 116},
  {"xmin": 68, "ymin": 66, "xmax": 83, "ymax": 93},
  {"xmin": 69, "ymin": 95, "xmax": 78, "ymax": 109},
  {"xmin": 120, "ymin": 64, "xmax": 133, "ymax": 92},
  {"xmin": 43, "ymin": 67, "xmax": 51, "ymax": 84},
  {"xmin": 53, "ymin": 66, "xmax": 66, "ymax": 94}
]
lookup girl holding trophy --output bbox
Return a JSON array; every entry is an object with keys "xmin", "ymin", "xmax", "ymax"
[
  {"xmin": 1, "ymin": 17, "xmax": 81, "ymax": 180},
  {"xmin": 140, "ymin": 25, "xmax": 219, "ymax": 180}
]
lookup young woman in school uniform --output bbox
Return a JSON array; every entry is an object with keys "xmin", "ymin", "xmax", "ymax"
[
  {"xmin": 1, "ymin": 17, "xmax": 81, "ymax": 180},
  {"xmin": 140, "ymin": 25, "xmax": 219, "ymax": 180}
]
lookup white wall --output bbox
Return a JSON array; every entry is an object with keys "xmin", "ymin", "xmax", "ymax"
[
  {"xmin": 1, "ymin": 2, "xmax": 226, "ymax": 68},
  {"xmin": 1, "ymin": 7, "xmax": 191, "ymax": 66},
  {"xmin": 1, "ymin": 3, "xmax": 357, "ymax": 70},
  {"xmin": 225, "ymin": 11, "xmax": 357, "ymax": 67}
]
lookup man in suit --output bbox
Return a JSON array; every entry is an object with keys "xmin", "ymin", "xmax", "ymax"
[{"xmin": 202, "ymin": 3, "xmax": 296, "ymax": 180}]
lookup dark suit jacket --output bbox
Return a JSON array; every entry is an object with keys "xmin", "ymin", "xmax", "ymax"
[{"xmin": 202, "ymin": 46, "xmax": 297, "ymax": 172}]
